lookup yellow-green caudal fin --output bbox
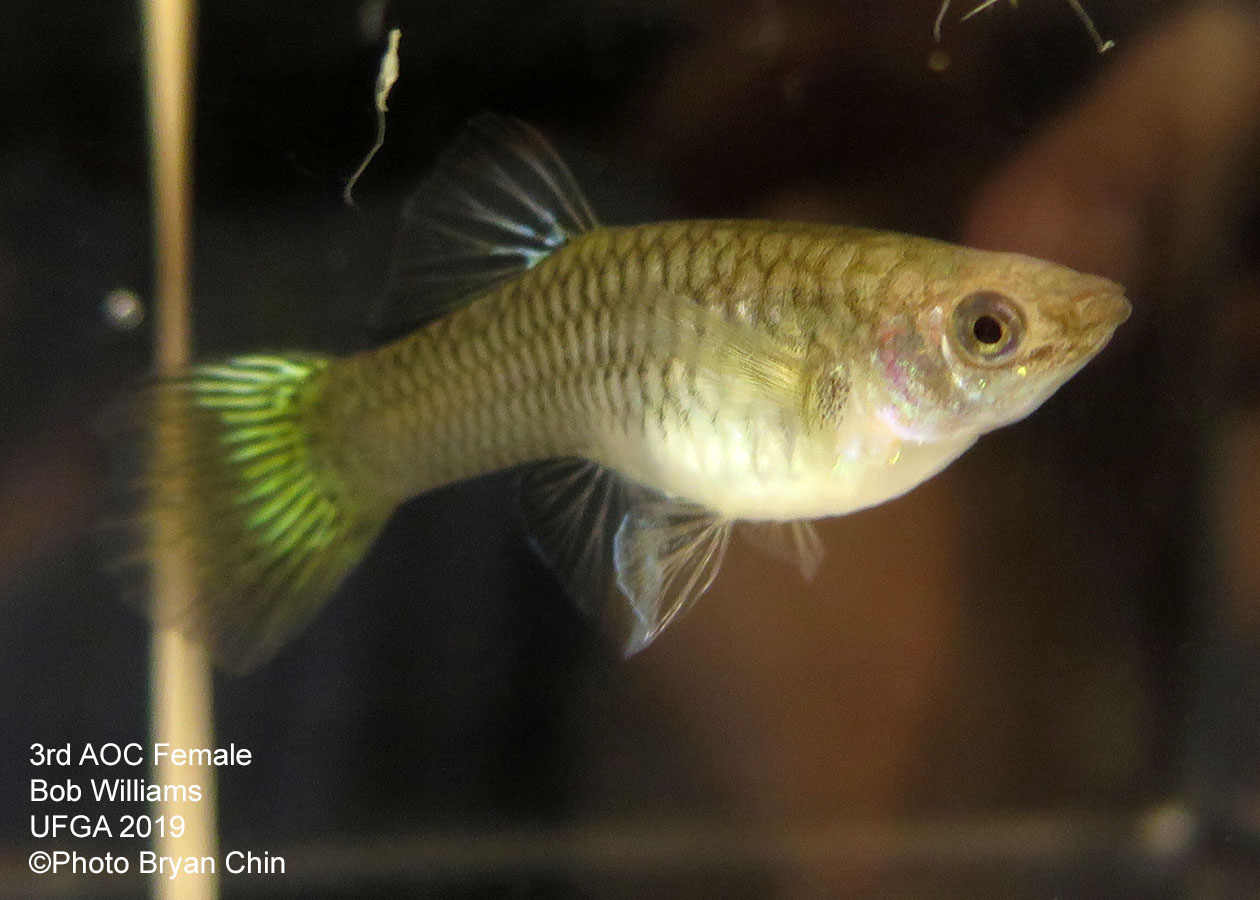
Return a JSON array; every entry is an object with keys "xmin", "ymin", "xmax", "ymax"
[{"xmin": 104, "ymin": 355, "xmax": 388, "ymax": 673}]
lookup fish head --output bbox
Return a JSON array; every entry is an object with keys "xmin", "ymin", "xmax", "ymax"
[{"xmin": 869, "ymin": 246, "xmax": 1130, "ymax": 441}]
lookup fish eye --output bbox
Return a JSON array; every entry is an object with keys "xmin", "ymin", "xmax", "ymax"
[
  {"xmin": 972, "ymin": 314, "xmax": 1003, "ymax": 344},
  {"xmin": 952, "ymin": 290, "xmax": 1024, "ymax": 364}
]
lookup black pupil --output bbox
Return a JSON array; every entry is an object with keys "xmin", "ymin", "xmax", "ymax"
[{"xmin": 972, "ymin": 315, "xmax": 1004, "ymax": 345}]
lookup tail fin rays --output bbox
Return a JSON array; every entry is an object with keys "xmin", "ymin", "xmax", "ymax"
[{"xmin": 107, "ymin": 355, "xmax": 388, "ymax": 673}]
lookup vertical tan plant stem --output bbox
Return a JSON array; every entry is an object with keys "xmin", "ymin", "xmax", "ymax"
[{"xmin": 141, "ymin": 0, "xmax": 219, "ymax": 897}]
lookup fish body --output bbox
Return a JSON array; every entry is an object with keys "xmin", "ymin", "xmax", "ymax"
[
  {"xmin": 329, "ymin": 220, "xmax": 1081, "ymax": 520},
  {"xmin": 119, "ymin": 115, "xmax": 1129, "ymax": 669}
]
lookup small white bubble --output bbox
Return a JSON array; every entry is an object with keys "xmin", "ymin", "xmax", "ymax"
[
  {"xmin": 1139, "ymin": 802, "xmax": 1198, "ymax": 861},
  {"xmin": 928, "ymin": 50, "xmax": 951, "ymax": 73},
  {"xmin": 104, "ymin": 288, "xmax": 145, "ymax": 331}
]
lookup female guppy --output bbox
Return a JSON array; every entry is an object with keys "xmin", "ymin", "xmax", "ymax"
[{"xmin": 126, "ymin": 114, "xmax": 1129, "ymax": 671}]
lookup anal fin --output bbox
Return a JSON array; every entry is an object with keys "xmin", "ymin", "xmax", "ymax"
[
  {"xmin": 520, "ymin": 459, "xmax": 732, "ymax": 656},
  {"xmin": 738, "ymin": 520, "xmax": 824, "ymax": 581}
]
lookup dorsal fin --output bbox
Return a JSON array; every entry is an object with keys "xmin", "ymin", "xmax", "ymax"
[{"xmin": 373, "ymin": 113, "xmax": 599, "ymax": 332}]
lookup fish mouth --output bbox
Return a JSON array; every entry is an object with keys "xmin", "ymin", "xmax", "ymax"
[
  {"xmin": 1080, "ymin": 289, "xmax": 1130, "ymax": 359},
  {"xmin": 1073, "ymin": 282, "xmax": 1131, "ymax": 330}
]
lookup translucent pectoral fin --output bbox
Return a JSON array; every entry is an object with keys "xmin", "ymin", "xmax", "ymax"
[
  {"xmin": 634, "ymin": 292, "xmax": 806, "ymax": 417},
  {"xmin": 738, "ymin": 520, "xmax": 824, "ymax": 581},
  {"xmin": 519, "ymin": 459, "xmax": 731, "ymax": 656}
]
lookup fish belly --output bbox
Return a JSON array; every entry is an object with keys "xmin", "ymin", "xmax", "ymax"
[{"xmin": 608, "ymin": 410, "xmax": 978, "ymax": 522}]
